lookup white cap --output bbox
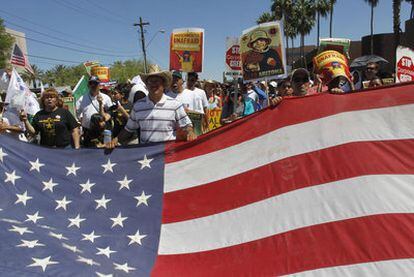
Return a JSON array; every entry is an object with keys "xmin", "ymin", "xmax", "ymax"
[
  {"xmin": 128, "ymin": 83, "xmax": 148, "ymax": 104},
  {"xmin": 269, "ymin": 81, "xmax": 278, "ymax": 88}
]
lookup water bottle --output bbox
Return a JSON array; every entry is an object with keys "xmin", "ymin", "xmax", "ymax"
[{"xmin": 103, "ymin": 129, "xmax": 112, "ymax": 144}]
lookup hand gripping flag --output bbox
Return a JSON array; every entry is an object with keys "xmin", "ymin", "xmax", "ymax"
[{"xmin": 1, "ymin": 82, "xmax": 414, "ymax": 276}]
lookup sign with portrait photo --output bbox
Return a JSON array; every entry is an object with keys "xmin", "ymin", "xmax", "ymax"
[{"xmin": 240, "ymin": 22, "xmax": 287, "ymax": 82}]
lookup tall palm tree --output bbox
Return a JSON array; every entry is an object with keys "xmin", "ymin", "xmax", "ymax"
[
  {"xmin": 314, "ymin": 0, "xmax": 331, "ymax": 46},
  {"xmin": 328, "ymin": 0, "xmax": 337, "ymax": 37},
  {"xmin": 393, "ymin": 0, "xmax": 402, "ymax": 55},
  {"xmin": 21, "ymin": 64, "xmax": 43, "ymax": 88},
  {"xmin": 364, "ymin": 0, "xmax": 380, "ymax": 55},
  {"xmin": 256, "ymin": 12, "xmax": 275, "ymax": 24},
  {"xmin": 271, "ymin": 0, "xmax": 294, "ymax": 64},
  {"xmin": 294, "ymin": 0, "xmax": 316, "ymax": 66}
]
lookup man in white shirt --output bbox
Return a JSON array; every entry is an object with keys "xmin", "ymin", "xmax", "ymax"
[
  {"xmin": 105, "ymin": 65, "xmax": 196, "ymax": 147},
  {"xmin": 76, "ymin": 76, "xmax": 112, "ymax": 131},
  {"xmin": 178, "ymin": 72, "xmax": 209, "ymax": 130}
]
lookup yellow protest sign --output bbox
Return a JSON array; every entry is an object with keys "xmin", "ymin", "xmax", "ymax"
[{"xmin": 208, "ymin": 109, "xmax": 222, "ymax": 131}]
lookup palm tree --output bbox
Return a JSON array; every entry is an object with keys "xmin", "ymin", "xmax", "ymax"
[
  {"xmin": 328, "ymin": 0, "xmax": 337, "ymax": 37},
  {"xmin": 364, "ymin": 0, "xmax": 380, "ymax": 55},
  {"xmin": 294, "ymin": 0, "xmax": 316, "ymax": 66},
  {"xmin": 314, "ymin": 0, "xmax": 331, "ymax": 46},
  {"xmin": 393, "ymin": 0, "xmax": 402, "ymax": 54},
  {"xmin": 257, "ymin": 12, "xmax": 275, "ymax": 24},
  {"xmin": 21, "ymin": 64, "xmax": 43, "ymax": 88},
  {"xmin": 271, "ymin": 0, "xmax": 294, "ymax": 64}
]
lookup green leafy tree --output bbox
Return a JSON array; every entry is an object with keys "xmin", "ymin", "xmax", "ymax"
[
  {"xmin": 271, "ymin": 0, "xmax": 294, "ymax": 64},
  {"xmin": 0, "ymin": 18, "xmax": 15, "ymax": 69},
  {"xmin": 110, "ymin": 59, "xmax": 146, "ymax": 83},
  {"xmin": 314, "ymin": 0, "xmax": 331, "ymax": 46},
  {"xmin": 364, "ymin": 0, "xmax": 380, "ymax": 55}
]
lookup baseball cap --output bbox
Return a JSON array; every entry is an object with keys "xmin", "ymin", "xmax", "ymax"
[
  {"xmin": 291, "ymin": 68, "xmax": 310, "ymax": 82},
  {"xmin": 88, "ymin": 75, "xmax": 100, "ymax": 84},
  {"xmin": 172, "ymin": 71, "xmax": 183, "ymax": 79}
]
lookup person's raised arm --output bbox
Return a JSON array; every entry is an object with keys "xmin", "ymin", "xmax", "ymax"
[{"xmin": 19, "ymin": 110, "xmax": 36, "ymax": 135}]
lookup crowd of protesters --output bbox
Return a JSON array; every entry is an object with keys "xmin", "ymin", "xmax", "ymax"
[{"xmin": 0, "ymin": 56, "xmax": 395, "ymax": 149}]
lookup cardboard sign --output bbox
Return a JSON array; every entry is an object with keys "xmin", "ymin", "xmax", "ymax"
[
  {"xmin": 240, "ymin": 22, "xmax": 287, "ymax": 82},
  {"xmin": 91, "ymin": 66, "xmax": 110, "ymax": 83},
  {"xmin": 207, "ymin": 108, "xmax": 222, "ymax": 131},
  {"xmin": 170, "ymin": 28, "xmax": 204, "ymax": 73},
  {"xmin": 225, "ymin": 37, "xmax": 242, "ymax": 77},
  {"xmin": 83, "ymin": 61, "xmax": 100, "ymax": 76},
  {"xmin": 396, "ymin": 46, "xmax": 414, "ymax": 83},
  {"xmin": 313, "ymin": 50, "xmax": 352, "ymax": 84},
  {"xmin": 62, "ymin": 97, "xmax": 76, "ymax": 119},
  {"xmin": 319, "ymin": 38, "xmax": 351, "ymax": 58}
]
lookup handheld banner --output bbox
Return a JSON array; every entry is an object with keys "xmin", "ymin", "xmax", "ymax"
[
  {"xmin": 170, "ymin": 28, "xmax": 204, "ymax": 73},
  {"xmin": 240, "ymin": 22, "xmax": 287, "ymax": 82},
  {"xmin": 91, "ymin": 66, "xmax": 110, "ymax": 83},
  {"xmin": 396, "ymin": 46, "xmax": 414, "ymax": 83}
]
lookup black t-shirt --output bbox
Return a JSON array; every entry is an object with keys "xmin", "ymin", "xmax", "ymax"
[
  {"xmin": 32, "ymin": 108, "xmax": 79, "ymax": 147},
  {"xmin": 109, "ymin": 102, "xmax": 132, "ymax": 137}
]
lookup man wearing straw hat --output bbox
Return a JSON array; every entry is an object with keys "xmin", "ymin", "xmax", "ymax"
[{"xmin": 106, "ymin": 65, "xmax": 196, "ymax": 147}]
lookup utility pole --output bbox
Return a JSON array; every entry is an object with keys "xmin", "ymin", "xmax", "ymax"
[{"xmin": 134, "ymin": 17, "xmax": 150, "ymax": 74}]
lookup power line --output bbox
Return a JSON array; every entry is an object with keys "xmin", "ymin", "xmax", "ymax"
[
  {"xmin": 26, "ymin": 54, "xmax": 83, "ymax": 64},
  {"xmin": 51, "ymin": 0, "xmax": 128, "ymax": 27},
  {"xmin": 0, "ymin": 8, "xmax": 113, "ymax": 47},
  {"xmin": 7, "ymin": 32, "xmax": 138, "ymax": 58},
  {"xmin": 4, "ymin": 20, "xmax": 136, "ymax": 55},
  {"xmin": 78, "ymin": 0, "xmax": 133, "ymax": 25}
]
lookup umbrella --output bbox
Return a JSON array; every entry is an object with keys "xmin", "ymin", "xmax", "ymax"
[{"xmin": 350, "ymin": 55, "xmax": 389, "ymax": 68}]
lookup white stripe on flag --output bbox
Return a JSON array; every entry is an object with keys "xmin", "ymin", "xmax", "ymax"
[
  {"xmin": 158, "ymin": 174, "xmax": 414, "ymax": 254},
  {"xmin": 286, "ymin": 259, "xmax": 414, "ymax": 276},
  {"xmin": 165, "ymin": 104, "xmax": 414, "ymax": 193}
]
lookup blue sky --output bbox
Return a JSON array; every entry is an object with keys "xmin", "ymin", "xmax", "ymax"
[{"xmin": 2, "ymin": 0, "xmax": 412, "ymax": 81}]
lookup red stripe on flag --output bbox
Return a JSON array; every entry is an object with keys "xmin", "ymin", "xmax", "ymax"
[
  {"xmin": 165, "ymin": 83, "xmax": 414, "ymax": 163},
  {"xmin": 153, "ymin": 214, "xmax": 414, "ymax": 276},
  {"xmin": 162, "ymin": 139, "xmax": 414, "ymax": 223}
]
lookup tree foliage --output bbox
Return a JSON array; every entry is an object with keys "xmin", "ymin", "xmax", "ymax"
[{"xmin": 0, "ymin": 18, "xmax": 15, "ymax": 69}]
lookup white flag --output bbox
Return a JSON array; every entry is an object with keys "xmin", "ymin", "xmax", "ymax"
[{"xmin": 6, "ymin": 68, "xmax": 40, "ymax": 115}]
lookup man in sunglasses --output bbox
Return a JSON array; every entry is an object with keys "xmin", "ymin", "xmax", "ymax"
[{"xmin": 364, "ymin": 62, "xmax": 379, "ymax": 82}]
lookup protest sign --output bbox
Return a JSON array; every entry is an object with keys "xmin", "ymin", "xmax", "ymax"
[
  {"xmin": 208, "ymin": 108, "xmax": 222, "ymax": 131},
  {"xmin": 396, "ymin": 46, "xmax": 414, "ymax": 83},
  {"xmin": 83, "ymin": 61, "xmax": 100, "ymax": 76},
  {"xmin": 225, "ymin": 37, "xmax": 242, "ymax": 78},
  {"xmin": 91, "ymin": 66, "xmax": 110, "ymax": 82},
  {"xmin": 240, "ymin": 22, "xmax": 287, "ymax": 82},
  {"xmin": 187, "ymin": 111, "xmax": 203, "ymax": 135},
  {"xmin": 62, "ymin": 97, "xmax": 76, "ymax": 118},
  {"xmin": 72, "ymin": 75, "xmax": 89, "ymax": 101},
  {"xmin": 313, "ymin": 50, "xmax": 352, "ymax": 84},
  {"xmin": 319, "ymin": 38, "xmax": 351, "ymax": 57},
  {"xmin": 170, "ymin": 28, "xmax": 204, "ymax": 72}
]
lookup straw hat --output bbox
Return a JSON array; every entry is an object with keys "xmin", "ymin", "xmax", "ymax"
[{"xmin": 140, "ymin": 64, "xmax": 172, "ymax": 88}]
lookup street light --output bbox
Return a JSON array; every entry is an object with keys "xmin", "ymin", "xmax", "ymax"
[{"xmin": 146, "ymin": 29, "xmax": 166, "ymax": 49}]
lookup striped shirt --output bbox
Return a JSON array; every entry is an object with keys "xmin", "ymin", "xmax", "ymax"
[{"xmin": 125, "ymin": 94, "xmax": 192, "ymax": 143}]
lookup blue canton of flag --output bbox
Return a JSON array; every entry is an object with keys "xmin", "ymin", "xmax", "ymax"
[{"xmin": 0, "ymin": 134, "xmax": 164, "ymax": 276}]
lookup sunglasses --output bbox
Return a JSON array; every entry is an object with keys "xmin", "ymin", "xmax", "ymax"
[{"xmin": 366, "ymin": 67, "xmax": 377, "ymax": 71}]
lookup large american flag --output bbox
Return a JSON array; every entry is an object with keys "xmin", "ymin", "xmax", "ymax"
[{"xmin": 1, "ymin": 82, "xmax": 414, "ymax": 276}]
